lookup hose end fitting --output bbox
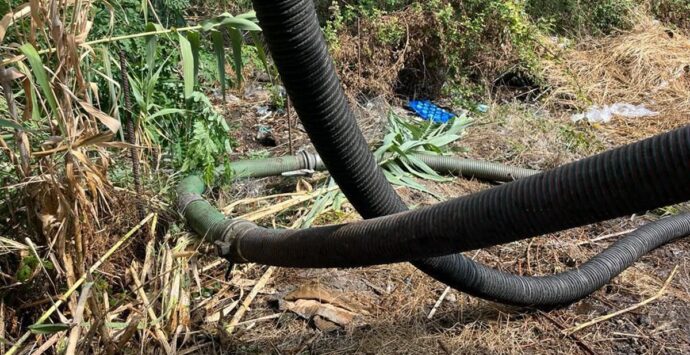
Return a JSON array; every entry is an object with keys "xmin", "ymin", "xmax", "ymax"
[
  {"xmin": 216, "ymin": 219, "xmax": 258, "ymax": 263},
  {"xmin": 298, "ymin": 150, "xmax": 325, "ymax": 171}
]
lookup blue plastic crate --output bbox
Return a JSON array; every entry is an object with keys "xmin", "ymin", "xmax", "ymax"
[{"xmin": 408, "ymin": 100, "xmax": 455, "ymax": 124}]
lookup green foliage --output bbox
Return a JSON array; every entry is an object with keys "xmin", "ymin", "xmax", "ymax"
[
  {"xmin": 323, "ymin": 1, "xmax": 345, "ymax": 48},
  {"xmin": 324, "ymin": 0, "xmax": 545, "ymax": 96},
  {"xmin": 649, "ymin": 0, "xmax": 690, "ymax": 31},
  {"xmin": 526, "ymin": 0, "xmax": 635, "ymax": 35},
  {"xmin": 180, "ymin": 92, "xmax": 235, "ymax": 183},
  {"xmin": 89, "ymin": 4, "xmax": 263, "ymax": 185},
  {"xmin": 431, "ymin": 0, "xmax": 542, "ymax": 82},
  {"xmin": 15, "ymin": 255, "xmax": 54, "ymax": 282},
  {"xmin": 375, "ymin": 17, "xmax": 405, "ymax": 46},
  {"xmin": 559, "ymin": 124, "xmax": 604, "ymax": 155},
  {"xmin": 374, "ymin": 112, "xmax": 470, "ymax": 198}
]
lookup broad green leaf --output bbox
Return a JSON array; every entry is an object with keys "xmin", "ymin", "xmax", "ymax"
[
  {"xmin": 187, "ymin": 31, "xmax": 201, "ymax": 83},
  {"xmin": 148, "ymin": 108, "xmax": 186, "ymax": 121},
  {"xmin": 178, "ymin": 33, "xmax": 194, "ymax": 98},
  {"xmin": 401, "ymin": 157, "xmax": 448, "ymax": 182},
  {"xmin": 19, "ymin": 43, "xmax": 57, "ymax": 117},
  {"xmin": 398, "ymin": 140, "xmax": 426, "ymax": 152},
  {"xmin": 15, "ymin": 61, "xmax": 40, "ymax": 120},
  {"xmin": 211, "ymin": 30, "xmax": 228, "ymax": 101},
  {"xmin": 425, "ymin": 134, "xmax": 462, "ymax": 149},
  {"xmin": 236, "ymin": 10, "xmax": 257, "ymax": 21},
  {"xmin": 406, "ymin": 155, "xmax": 446, "ymax": 178},
  {"xmin": 201, "ymin": 12, "xmax": 261, "ymax": 32},
  {"xmin": 28, "ymin": 323, "xmax": 70, "ymax": 334},
  {"xmin": 228, "ymin": 27, "xmax": 243, "ymax": 87},
  {"xmin": 201, "ymin": 12, "xmax": 232, "ymax": 31},
  {"xmin": 223, "ymin": 17, "xmax": 261, "ymax": 31}
]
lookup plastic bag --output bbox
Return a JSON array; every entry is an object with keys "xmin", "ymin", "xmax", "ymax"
[{"xmin": 571, "ymin": 103, "xmax": 658, "ymax": 123}]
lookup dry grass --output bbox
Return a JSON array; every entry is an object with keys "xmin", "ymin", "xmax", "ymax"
[{"xmin": 543, "ymin": 14, "xmax": 690, "ymax": 119}]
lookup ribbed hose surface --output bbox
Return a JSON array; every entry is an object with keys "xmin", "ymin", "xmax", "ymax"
[
  {"xmin": 177, "ymin": 175, "xmax": 231, "ymax": 241},
  {"xmin": 248, "ymin": 0, "xmax": 690, "ymax": 306},
  {"xmin": 251, "ymin": 0, "xmax": 407, "ymax": 219},
  {"xmin": 232, "ymin": 156, "xmax": 303, "ymax": 178},
  {"xmin": 230, "ymin": 125, "xmax": 690, "ymax": 267},
  {"xmin": 229, "ymin": 152, "xmax": 538, "ymax": 182},
  {"xmin": 416, "ymin": 214, "xmax": 690, "ymax": 306},
  {"xmin": 414, "ymin": 154, "xmax": 538, "ymax": 181}
]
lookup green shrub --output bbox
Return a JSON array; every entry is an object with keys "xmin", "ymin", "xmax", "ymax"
[
  {"xmin": 526, "ymin": 0, "xmax": 635, "ymax": 34},
  {"xmin": 648, "ymin": 0, "xmax": 690, "ymax": 31}
]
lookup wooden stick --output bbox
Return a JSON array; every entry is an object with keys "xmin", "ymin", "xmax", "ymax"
[
  {"xmin": 234, "ymin": 313, "xmax": 282, "ymax": 327},
  {"xmin": 0, "ymin": 299, "xmax": 5, "ymax": 354},
  {"xmin": 5, "ymin": 213, "xmax": 155, "ymax": 355},
  {"xmin": 564, "ymin": 265, "xmax": 679, "ymax": 335},
  {"xmin": 65, "ymin": 282, "xmax": 94, "ymax": 355},
  {"xmin": 224, "ymin": 266, "xmax": 275, "ymax": 334},
  {"xmin": 129, "ymin": 265, "xmax": 173, "ymax": 355},
  {"xmin": 427, "ymin": 286, "xmax": 451, "ymax": 319},
  {"xmin": 576, "ymin": 229, "xmax": 635, "ymax": 246}
]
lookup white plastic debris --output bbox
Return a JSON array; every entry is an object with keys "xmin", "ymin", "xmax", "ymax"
[{"xmin": 571, "ymin": 103, "xmax": 659, "ymax": 123}]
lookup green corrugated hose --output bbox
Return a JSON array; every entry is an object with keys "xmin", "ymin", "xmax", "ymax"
[{"xmin": 179, "ymin": 152, "xmax": 538, "ymax": 245}]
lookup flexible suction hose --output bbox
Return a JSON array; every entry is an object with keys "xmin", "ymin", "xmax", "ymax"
[
  {"xmin": 227, "ymin": 151, "xmax": 537, "ymax": 181},
  {"xmin": 179, "ymin": 133, "xmax": 690, "ymax": 302},
  {"xmin": 179, "ymin": 174, "xmax": 690, "ymax": 304},
  {"xmin": 180, "ymin": 122, "xmax": 690, "ymax": 267},
  {"xmin": 183, "ymin": 150, "xmax": 690, "ymax": 306},
  {"xmin": 180, "ymin": 125, "xmax": 690, "ymax": 266},
  {"xmin": 243, "ymin": 0, "xmax": 690, "ymax": 306},
  {"xmin": 415, "ymin": 213, "xmax": 690, "ymax": 305}
]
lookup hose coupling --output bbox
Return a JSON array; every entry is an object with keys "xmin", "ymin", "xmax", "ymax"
[
  {"xmin": 215, "ymin": 219, "xmax": 259, "ymax": 263},
  {"xmin": 282, "ymin": 151, "xmax": 324, "ymax": 177}
]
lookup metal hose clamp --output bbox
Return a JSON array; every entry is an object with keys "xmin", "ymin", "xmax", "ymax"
[{"xmin": 215, "ymin": 219, "xmax": 257, "ymax": 263}]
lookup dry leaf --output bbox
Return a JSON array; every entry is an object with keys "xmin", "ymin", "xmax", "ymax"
[
  {"xmin": 0, "ymin": 67, "xmax": 25, "ymax": 82},
  {"xmin": 0, "ymin": 3, "xmax": 31, "ymax": 43},
  {"xmin": 77, "ymin": 100, "xmax": 120, "ymax": 133},
  {"xmin": 283, "ymin": 299, "xmax": 357, "ymax": 327},
  {"xmin": 285, "ymin": 284, "xmax": 366, "ymax": 314},
  {"xmin": 296, "ymin": 179, "xmax": 313, "ymax": 193},
  {"xmin": 313, "ymin": 315, "xmax": 340, "ymax": 332}
]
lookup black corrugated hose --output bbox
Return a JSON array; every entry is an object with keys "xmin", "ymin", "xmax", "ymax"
[
  {"xmin": 215, "ymin": 125, "xmax": 690, "ymax": 268},
  {"xmin": 219, "ymin": 0, "xmax": 690, "ymax": 306}
]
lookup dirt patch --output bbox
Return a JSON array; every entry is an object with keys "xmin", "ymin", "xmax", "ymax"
[{"xmin": 331, "ymin": 7, "xmax": 446, "ymax": 101}]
